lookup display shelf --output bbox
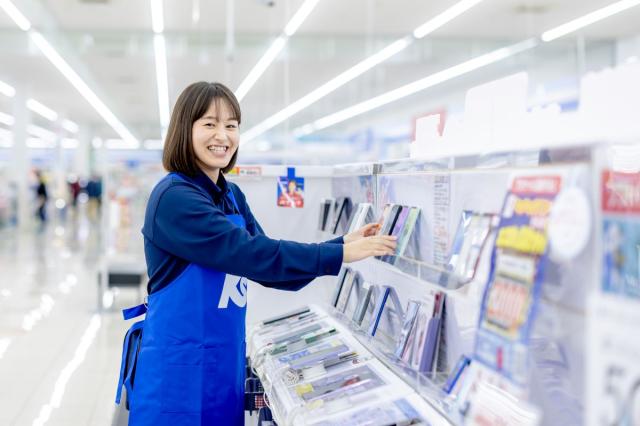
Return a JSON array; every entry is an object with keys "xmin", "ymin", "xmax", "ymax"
[
  {"xmin": 330, "ymin": 306, "xmax": 460, "ymax": 426},
  {"xmin": 319, "ymin": 228, "xmax": 494, "ymax": 292},
  {"xmin": 249, "ymin": 304, "xmax": 455, "ymax": 426},
  {"xmin": 249, "ymin": 136, "xmax": 632, "ymax": 425}
]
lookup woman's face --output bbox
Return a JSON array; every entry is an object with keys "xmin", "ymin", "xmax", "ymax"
[{"xmin": 192, "ymin": 99, "xmax": 239, "ymax": 176}]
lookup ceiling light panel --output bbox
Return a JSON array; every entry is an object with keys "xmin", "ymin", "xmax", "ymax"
[
  {"xmin": 241, "ymin": 0, "xmax": 488, "ymax": 144},
  {"xmin": 541, "ymin": 0, "xmax": 640, "ymax": 42},
  {"xmin": 0, "ymin": 79, "xmax": 16, "ymax": 97},
  {"xmin": 27, "ymin": 98, "xmax": 58, "ymax": 122},
  {"xmin": 235, "ymin": 0, "xmax": 321, "ymax": 102},
  {"xmin": 295, "ymin": 39, "xmax": 538, "ymax": 136},
  {"xmin": 0, "ymin": 0, "xmax": 138, "ymax": 144}
]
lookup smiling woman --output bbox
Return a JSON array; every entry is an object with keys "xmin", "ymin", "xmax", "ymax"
[
  {"xmin": 115, "ymin": 81, "xmax": 397, "ymax": 425},
  {"xmin": 162, "ymin": 82, "xmax": 241, "ymax": 182}
]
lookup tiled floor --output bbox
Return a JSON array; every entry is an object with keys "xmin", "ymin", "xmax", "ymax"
[{"xmin": 0, "ymin": 212, "xmax": 134, "ymax": 426}]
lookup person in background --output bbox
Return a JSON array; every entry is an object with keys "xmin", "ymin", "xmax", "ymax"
[
  {"xmin": 115, "ymin": 81, "xmax": 396, "ymax": 425},
  {"xmin": 68, "ymin": 175, "xmax": 81, "ymax": 210},
  {"xmin": 34, "ymin": 170, "xmax": 48, "ymax": 226},
  {"xmin": 86, "ymin": 174, "xmax": 102, "ymax": 220}
]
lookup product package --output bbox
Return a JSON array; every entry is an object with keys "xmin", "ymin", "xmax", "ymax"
[
  {"xmin": 347, "ymin": 203, "xmax": 375, "ymax": 234},
  {"xmin": 335, "ymin": 270, "xmax": 362, "ymax": 314},
  {"xmin": 285, "ymin": 341, "xmax": 354, "ymax": 370},
  {"xmin": 380, "ymin": 206, "xmax": 409, "ymax": 263},
  {"xmin": 394, "ymin": 300, "xmax": 421, "ymax": 360},
  {"xmin": 263, "ymin": 307, "xmax": 312, "ymax": 326},
  {"xmin": 395, "ymin": 207, "xmax": 421, "ymax": 259},
  {"xmin": 293, "ymin": 364, "xmax": 386, "ymax": 405},
  {"xmin": 330, "ymin": 267, "xmax": 351, "ymax": 308},
  {"xmin": 418, "ymin": 292, "xmax": 445, "ymax": 374},
  {"xmin": 308, "ymin": 396, "xmax": 429, "ymax": 426},
  {"xmin": 379, "ymin": 204, "xmax": 401, "ymax": 236},
  {"xmin": 387, "ymin": 291, "xmax": 446, "ymax": 373},
  {"xmin": 332, "ymin": 197, "xmax": 353, "ymax": 234},
  {"xmin": 446, "ymin": 211, "xmax": 495, "ymax": 281},
  {"xmin": 269, "ymin": 327, "xmax": 338, "ymax": 356},
  {"xmin": 318, "ymin": 198, "xmax": 336, "ymax": 232},
  {"xmin": 442, "ymin": 355, "xmax": 471, "ymax": 395},
  {"xmin": 352, "ymin": 284, "xmax": 378, "ymax": 327},
  {"xmin": 368, "ymin": 286, "xmax": 404, "ymax": 350}
]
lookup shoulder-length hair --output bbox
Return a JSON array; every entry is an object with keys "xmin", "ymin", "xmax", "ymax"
[{"xmin": 162, "ymin": 82, "xmax": 241, "ymax": 176}]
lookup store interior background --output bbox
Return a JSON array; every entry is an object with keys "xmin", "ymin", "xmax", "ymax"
[{"xmin": 0, "ymin": 0, "xmax": 640, "ymax": 425}]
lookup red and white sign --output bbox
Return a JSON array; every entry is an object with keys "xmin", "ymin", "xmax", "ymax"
[
  {"xmin": 511, "ymin": 176, "xmax": 562, "ymax": 195},
  {"xmin": 602, "ymin": 170, "xmax": 640, "ymax": 214}
]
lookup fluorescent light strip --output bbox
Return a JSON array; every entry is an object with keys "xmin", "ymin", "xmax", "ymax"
[
  {"xmin": 150, "ymin": 0, "xmax": 170, "ymax": 139},
  {"xmin": 0, "ymin": 338, "xmax": 10, "ymax": 360},
  {"xmin": 542, "ymin": 0, "xmax": 640, "ymax": 42},
  {"xmin": 143, "ymin": 138, "xmax": 164, "ymax": 150},
  {"xmin": 241, "ymin": 36, "xmax": 413, "ymax": 143},
  {"xmin": 28, "ymin": 32, "xmax": 138, "ymax": 144},
  {"xmin": 61, "ymin": 119, "xmax": 79, "ymax": 133},
  {"xmin": 241, "ymin": 0, "xmax": 487, "ymax": 143},
  {"xmin": 27, "ymin": 98, "xmax": 58, "ymax": 122},
  {"xmin": 150, "ymin": 0, "xmax": 164, "ymax": 33},
  {"xmin": 0, "ymin": 0, "xmax": 30, "ymax": 31},
  {"xmin": 32, "ymin": 315, "xmax": 101, "ymax": 426},
  {"xmin": 235, "ymin": 36, "xmax": 286, "ymax": 102},
  {"xmin": 61, "ymin": 138, "xmax": 79, "ymax": 149},
  {"xmin": 0, "ymin": 79, "xmax": 16, "ymax": 97},
  {"xmin": 153, "ymin": 34, "xmax": 170, "ymax": 136},
  {"xmin": 26, "ymin": 138, "xmax": 56, "ymax": 149},
  {"xmin": 28, "ymin": 124, "xmax": 56, "ymax": 141},
  {"xmin": 0, "ymin": 1, "xmax": 138, "ymax": 145},
  {"xmin": 413, "ymin": 0, "xmax": 485, "ymax": 39},
  {"xmin": 0, "ymin": 111, "xmax": 14, "ymax": 126},
  {"xmin": 295, "ymin": 39, "xmax": 538, "ymax": 136},
  {"xmin": 284, "ymin": 0, "xmax": 320, "ymax": 36},
  {"xmin": 105, "ymin": 138, "xmax": 140, "ymax": 149},
  {"xmin": 235, "ymin": 0, "xmax": 320, "ymax": 102}
]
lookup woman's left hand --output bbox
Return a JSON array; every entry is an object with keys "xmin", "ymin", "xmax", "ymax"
[{"xmin": 344, "ymin": 223, "xmax": 380, "ymax": 244}]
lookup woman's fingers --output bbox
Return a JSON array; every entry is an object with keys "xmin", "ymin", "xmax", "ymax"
[
  {"xmin": 369, "ymin": 235, "xmax": 397, "ymax": 250},
  {"xmin": 361, "ymin": 223, "xmax": 380, "ymax": 237}
]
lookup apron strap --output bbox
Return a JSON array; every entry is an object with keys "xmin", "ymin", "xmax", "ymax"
[
  {"xmin": 122, "ymin": 303, "xmax": 147, "ymax": 320},
  {"xmin": 115, "ymin": 320, "xmax": 144, "ymax": 404},
  {"xmin": 226, "ymin": 188, "xmax": 243, "ymax": 216}
]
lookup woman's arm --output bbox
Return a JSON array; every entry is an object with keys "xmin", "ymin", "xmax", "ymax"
[
  {"xmin": 147, "ymin": 185, "xmax": 344, "ymax": 284},
  {"xmin": 230, "ymin": 184, "xmax": 340, "ymax": 290}
]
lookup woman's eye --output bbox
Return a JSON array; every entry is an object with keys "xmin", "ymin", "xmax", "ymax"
[
  {"xmin": 204, "ymin": 123, "xmax": 215, "ymax": 128},
  {"xmin": 226, "ymin": 124, "xmax": 237, "ymax": 129}
]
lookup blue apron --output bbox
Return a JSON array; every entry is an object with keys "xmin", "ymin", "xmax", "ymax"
[{"xmin": 116, "ymin": 176, "xmax": 248, "ymax": 426}]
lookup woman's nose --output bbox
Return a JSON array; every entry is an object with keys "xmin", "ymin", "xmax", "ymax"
[{"xmin": 212, "ymin": 128, "xmax": 226, "ymax": 140}]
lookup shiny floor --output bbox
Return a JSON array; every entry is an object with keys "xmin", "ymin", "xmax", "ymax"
[
  {"xmin": 0, "ymin": 211, "xmax": 131, "ymax": 426},
  {"xmin": 0, "ymin": 210, "xmax": 140, "ymax": 426},
  {"xmin": 0, "ymin": 209, "xmax": 262, "ymax": 426}
]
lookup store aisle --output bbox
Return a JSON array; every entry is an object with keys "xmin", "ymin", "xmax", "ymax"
[{"xmin": 0, "ymin": 217, "xmax": 134, "ymax": 426}]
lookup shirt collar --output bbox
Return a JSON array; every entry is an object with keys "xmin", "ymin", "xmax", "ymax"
[{"xmin": 192, "ymin": 171, "xmax": 229, "ymax": 200}]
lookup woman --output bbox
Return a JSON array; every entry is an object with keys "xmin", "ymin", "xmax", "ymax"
[{"xmin": 116, "ymin": 82, "xmax": 396, "ymax": 425}]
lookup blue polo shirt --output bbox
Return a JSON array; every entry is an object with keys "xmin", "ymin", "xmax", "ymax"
[{"xmin": 142, "ymin": 171, "xmax": 344, "ymax": 294}]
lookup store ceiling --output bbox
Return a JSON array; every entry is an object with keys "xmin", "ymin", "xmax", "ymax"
[{"xmin": 0, "ymin": 0, "xmax": 639, "ymax": 144}]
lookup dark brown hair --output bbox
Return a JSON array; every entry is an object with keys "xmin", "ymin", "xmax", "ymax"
[{"xmin": 162, "ymin": 81, "xmax": 241, "ymax": 176}]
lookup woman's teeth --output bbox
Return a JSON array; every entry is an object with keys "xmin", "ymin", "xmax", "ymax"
[{"xmin": 208, "ymin": 146, "xmax": 227, "ymax": 152}]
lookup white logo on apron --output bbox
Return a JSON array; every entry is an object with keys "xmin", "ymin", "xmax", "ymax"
[{"xmin": 218, "ymin": 274, "xmax": 248, "ymax": 309}]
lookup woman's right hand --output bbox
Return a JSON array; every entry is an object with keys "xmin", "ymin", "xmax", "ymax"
[{"xmin": 343, "ymin": 235, "xmax": 397, "ymax": 263}]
